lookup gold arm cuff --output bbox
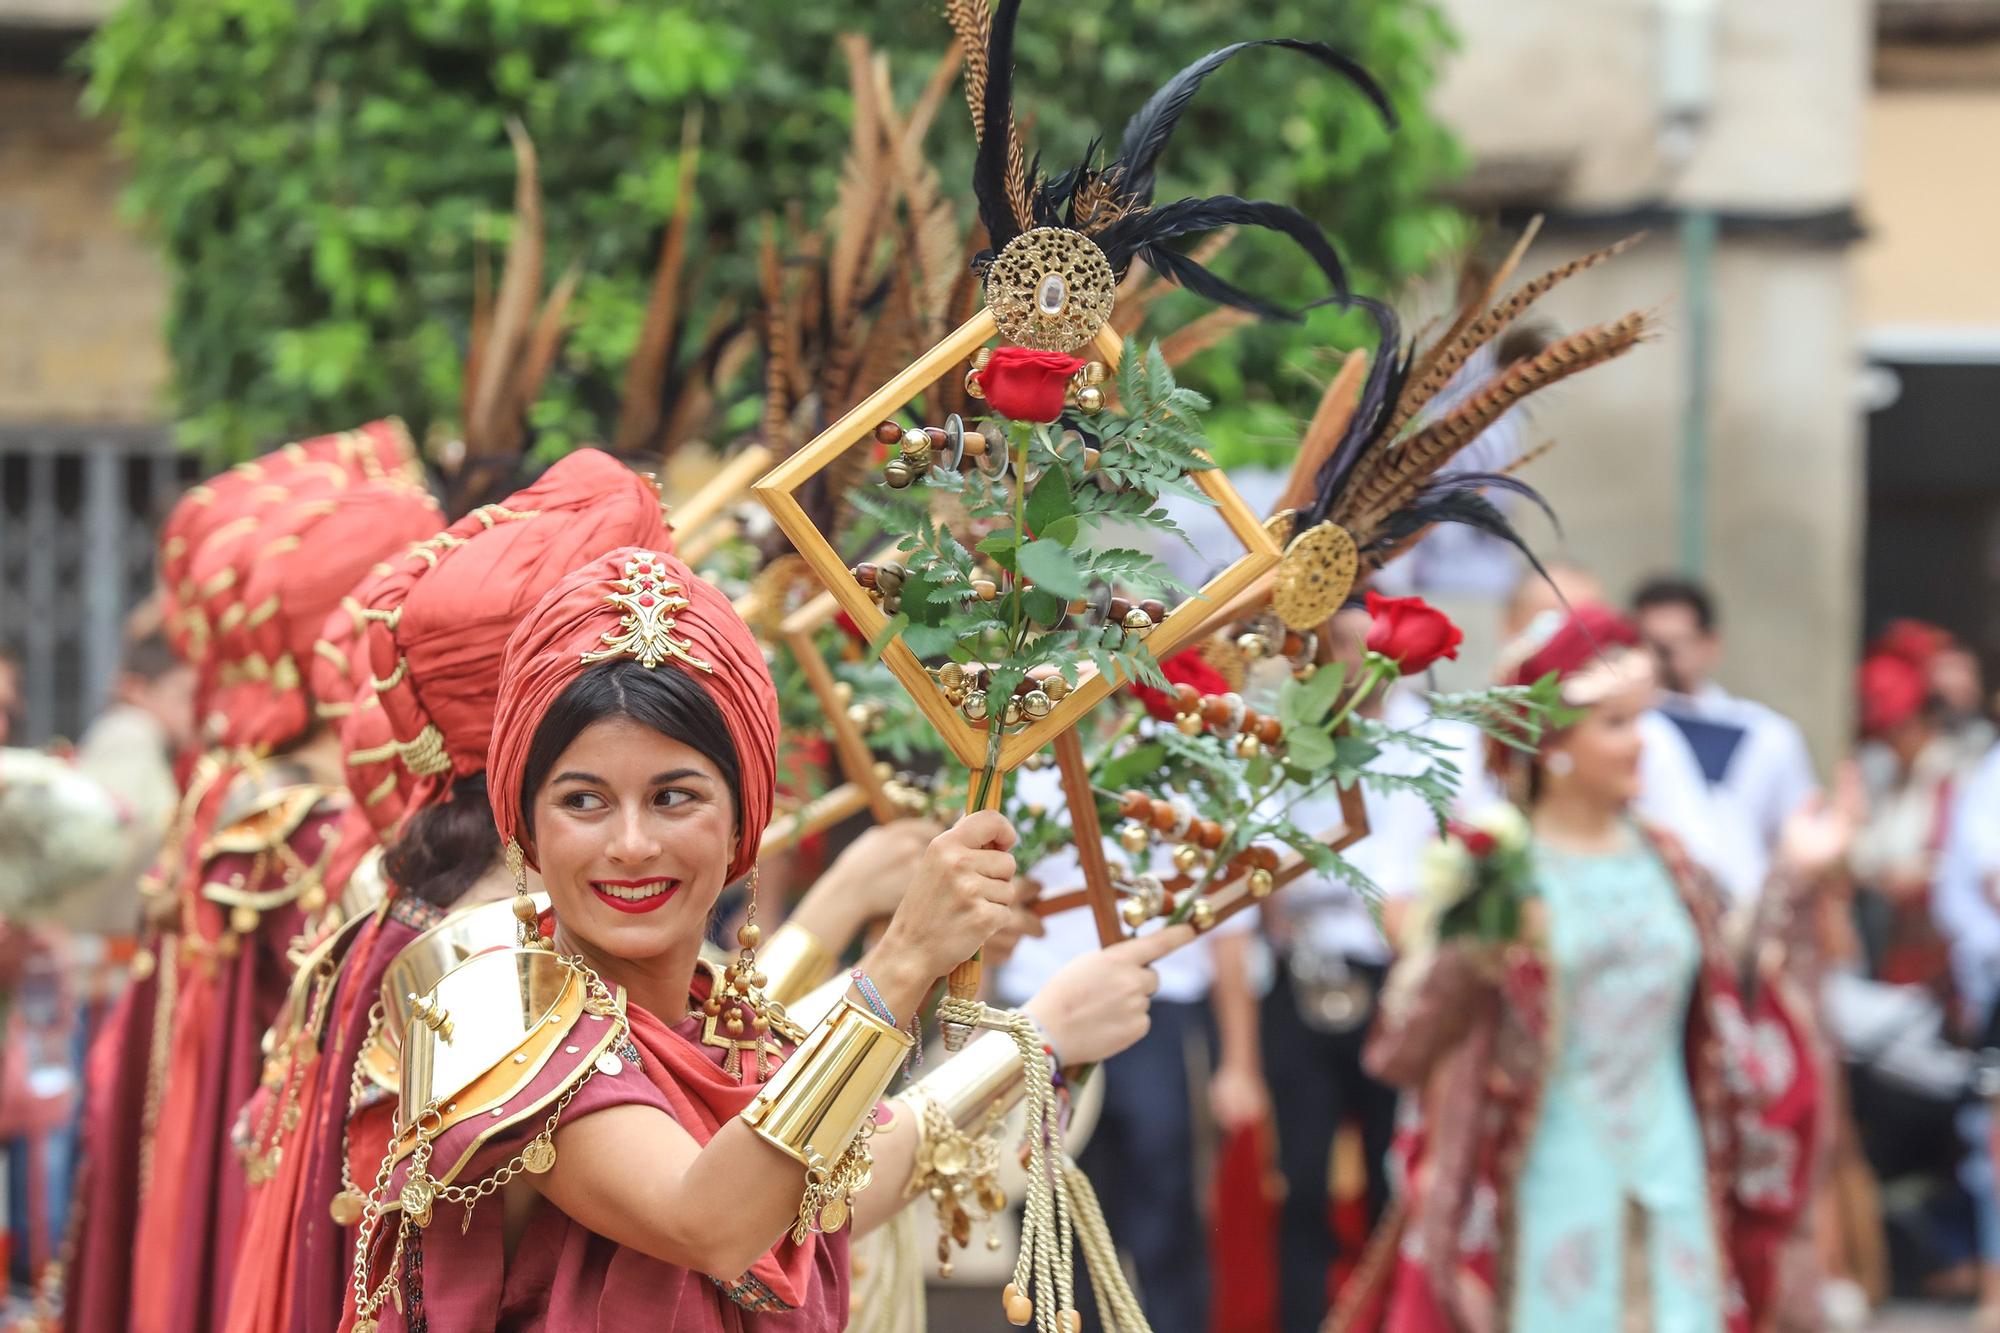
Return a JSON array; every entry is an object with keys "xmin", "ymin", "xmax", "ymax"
[
  {"xmin": 904, "ymin": 1029, "xmax": 1027, "ymax": 1129},
  {"xmin": 759, "ymin": 920, "xmax": 837, "ymax": 1008},
  {"xmin": 743, "ymin": 996, "xmax": 912, "ymax": 1168}
]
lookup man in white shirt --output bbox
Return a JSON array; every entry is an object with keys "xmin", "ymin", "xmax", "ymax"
[{"xmin": 1633, "ymin": 576, "xmax": 1818, "ymax": 901}]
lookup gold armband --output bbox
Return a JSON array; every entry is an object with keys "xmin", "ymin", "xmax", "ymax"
[
  {"xmin": 743, "ymin": 996, "xmax": 913, "ymax": 1241},
  {"xmin": 758, "ymin": 920, "xmax": 838, "ymax": 1007}
]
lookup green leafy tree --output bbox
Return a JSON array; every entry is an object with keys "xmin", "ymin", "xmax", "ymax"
[{"xmin": 86, "ymin": 0, "xmax": 1461, "ymax": 462}]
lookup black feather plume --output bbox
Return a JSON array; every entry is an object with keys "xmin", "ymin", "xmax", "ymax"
[
  {"xmin": 1367, "ymin": 485, "xmax": 1558, "ymax": 587},
  {"xmin": 1114, "ymin": 39, "xmax": 1395, "ymax": 209},
  {"xmin": 1300, "ymin": 296, "xmax": 1406, "ymax": 528},
  {"xmin": 1103, "ymin": 194, "xmax": 1351, "ymax": 307},
  {"xmin": 973, "ymin": 0, "xmax": 1026, "ymax": 252}
]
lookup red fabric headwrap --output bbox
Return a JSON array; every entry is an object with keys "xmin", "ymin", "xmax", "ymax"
[
  {"xmin": 335, "ymin": 450, "xmax": 672, "ymax": 831},
  {"xmin": 1858, "ymin": 653, "xmax": 1927, "ymax": 738},
  {"xmin": 1503, "ymin": 602, "xmax": 1643, "ymax": 691},
  {"xmin": 158, "ymin": 420, "xmax": 421, "ymax": 663},
  {"xmin": 487, "ymin": 547, "xmax": 777, "ymax": 884},
  {"xmin": 210, "ymin": 480, "xmax": 443, "ymax": 750}
]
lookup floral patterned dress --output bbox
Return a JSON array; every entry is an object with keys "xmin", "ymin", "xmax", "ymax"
[{"xmin": 1513, "ymin": 832, "xmax": 1722, "ymax": 1331}]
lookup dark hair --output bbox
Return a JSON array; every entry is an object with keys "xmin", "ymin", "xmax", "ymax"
[
  {"xmin": 1631, "ymin": 575, "xmax": 1716, "ymax": 633},
  {"xmin": 384, "ymin": 772, "xmax": 501, "ymax": 907},
  {"xmin": 123, "ymin": 631, "xmax": 181, "ymax": 683},
  {"xmin": 516, "ymin": 660, "xmax": 741, "ymax": 854}
]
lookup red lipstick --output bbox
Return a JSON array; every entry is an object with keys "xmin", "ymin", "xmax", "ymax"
[{"xmin": 588, "ymin": 877, "xmax": 681, "ymax": 914}]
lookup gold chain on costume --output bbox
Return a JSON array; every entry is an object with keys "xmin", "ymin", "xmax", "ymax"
[
  {"xmin": 907, "ymin": 1089, "xmax": 1007, "ymax": 1276},
  {"xmin": 328, "ymin": 1001, "xmax": 387, "ymax": 1225},
  {"xmin": 934, "ymin": 995, "xmax": 1151, "ymax": 1333},
  {"xmin": 239, "ymin": 952, "xmax": 339, "ymax": 1184},
  {"xmin": 347, "ymin": 958, "xmax": 627, "ymax": 1333},
  {"xmin": 137, "ymin": 943, "xmax": 180, "ymax": 1198}
]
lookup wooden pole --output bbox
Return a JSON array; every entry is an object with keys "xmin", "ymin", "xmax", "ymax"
[{"xmin": 1053, "ymin": 729, "xmax": 1123, "ymax": 948}]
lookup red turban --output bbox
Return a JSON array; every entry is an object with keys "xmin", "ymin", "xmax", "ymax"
[
  {"xmin": 487, "ymin": 547, "xmax": 777, "ymax": 884},
  {"xmin": 334, "ymin": 450, "xmax": 672, "ymax": 831},
  {"xmin": 1868, "ymin": 618, "xmax": 1951, "ymax": 672},
  {"xmin": 209, "ymin": 479, "xmax": 443, "ymax": 750},
  {"xmin": 1498, "ymin": 602, "xmax": 1653, "ymax": 705},
  {"xmin": 159, "ymin": 420, "xmax": 421, "ymax": 662},
  {"xmin": 1858, "ymin": 653, "xmax": 1928, "ymax": 738}
]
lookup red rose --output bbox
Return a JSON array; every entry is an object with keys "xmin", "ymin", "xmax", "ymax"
[
  {"xmin": 1132, "ymin": 649, "xmax": 1232, "ymax": 722},
  {"xmin": 980, "ymin": 345, "xmax": 1085, "ymax": 423},
  {"xmin": 1364, "ymin": 590, "xmax": 1463, "ymax": 676},
  {"xmin": 1462, "ymin": 829, "xmax": 1497, "ymax": 857}
]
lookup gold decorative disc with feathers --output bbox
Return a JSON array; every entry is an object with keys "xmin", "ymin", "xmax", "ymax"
[
  {"xmin": 985, "ymin": 227, "xmax": 1116, "ymax": 353},
  {"xmin": 1272, "ymin": 521, "xmax": 1359, "ymax": 632}
]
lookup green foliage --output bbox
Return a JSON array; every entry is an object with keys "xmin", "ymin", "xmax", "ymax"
[{"xmin": 86, "ymin": 0, "xmax": 1461, "ymax": 461}]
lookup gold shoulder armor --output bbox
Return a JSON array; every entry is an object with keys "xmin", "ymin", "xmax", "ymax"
[
  {"xmin": 202, "ymin": 776, "xmax": 328, "ymax": 860},
  {"xmin": 387, "ymin": 944, "xmax": 626, "ymax": 1188},
  {"xmin": 339, "ymin": 845, "xmax": 392, "ymax": 922}
]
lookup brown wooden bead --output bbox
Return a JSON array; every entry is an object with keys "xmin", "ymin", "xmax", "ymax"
[
  {"xmin": 1173, "ymin": 683, "xmax": 1202, "ymax": 713},
  {"xmin": 1281, "ymin": 631, "xmax": 1305, "ymax": 656},
  {"xmin": 925, "ymin": 426, "xmax": 948, "ymax": 447},
  {"xmin": 1256, "ymin": 716, "xmax": 1283, "ymax": 746},
  {"xmin": 1149, "ymin": 800, "xmax": 1179, "ymax": 833},
  {"xmin": 1106, "ymin": 595, "xmax": 1132, "ymax": 622},
  {"xmin": 1139, "ymin": 598, "xmax": 1167, "ymax": 622},
  {"xmin": 853, "ymin": 562, "xmax": 878, "ymax": 589},
  {"xmin": 1194, "ymin": 820, "xmax": 1226, "ymax": 850},
  {"xmin": 1119, "ymin": 790, "xmax": 1151, "ymax": 820},
  {"xmin": 875, "ymin": 421, "xmax": 903, "ymax": 445},
  {"xmin": 962, "ymin": 430, "xmax": 987, "ymax": 457},
  {"xmin": 1200, "ymin": 697, "xmax": 1234, "ymax": 726}
]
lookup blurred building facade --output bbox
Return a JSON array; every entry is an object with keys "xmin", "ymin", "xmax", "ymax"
[
  {"xmin": 1862, "ymin": 2, "xmax": 2000, "ymax": 732},
  {"xmin": 0, "ymin": 5, "xmax": 181, "ymax": 745},
  {"xmin": 1430, "ymin": 0, "xmax": 1873, "ymax": 768}
]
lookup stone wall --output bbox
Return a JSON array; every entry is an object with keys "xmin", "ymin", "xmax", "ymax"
[{"xmin": 0, "ymin": 71, "xmax": 167, "ymax": 424}]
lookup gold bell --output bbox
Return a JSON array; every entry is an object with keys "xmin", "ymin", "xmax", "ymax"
[
  {"xmin": 1118, "ymin": 821, "xmax": 1150, "ymax": 856},
  {"xmin": 1190, "ymin": 899, "xmax": 1217, "ymax": 931},
  {"xmin": 1235, "ymin": 733, "xmax": 1262, "ymax": 759},
  {"xmin": 1076, "ymin": 385, "xmax": 1105, "ymax": 414},
  {"xmin": 1022, "ymin": 689, "xmax": 1053, "ymax": 719},
  {"xmin": 1172, "ymin": 843, "xmax": 1202, "ymax": 874},
  {"xmin": 1248, "ymin": 867, "xmax": 1276, "ymax": 900},
  {"xmin": 230, "ymin": 904, "xmax": 260, "ymax": 935},
  {"xmin": 1176, "ymin": 712, "xmax": 1205, "ymax": 736}
]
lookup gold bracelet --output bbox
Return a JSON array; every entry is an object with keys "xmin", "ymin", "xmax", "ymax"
[
  {"xmin": 759, "ymin": 919, "xmax": 837, "ymax": 1007},
  {"xmin": 743, "ymin": 996, "xmax": 913, "ymax": 1241},
  {"xmin": 909, "ymin": 1028, "xmax": 1028, "ymax": 1129},
  {"xmin": 902, "ymin": 1087, "xmax": 1006, "ymax": 1276}
]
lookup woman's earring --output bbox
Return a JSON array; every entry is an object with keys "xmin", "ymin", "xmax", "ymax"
[
  {"xmin": 709, "ymin": 868, "xmax": 783, "ymax": 1078},
  {"xmin": 507, "ymin": 839, "xmax": 544, "ymax": 949},
  {"xmin": 1545, "ymin": 751, "xmax": 1575, "ymax": 778}
]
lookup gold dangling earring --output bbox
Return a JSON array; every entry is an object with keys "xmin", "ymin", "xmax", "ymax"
[
  {"xmin": 716, "ymin": 868, "xmax": 779, "ymax": 1075},
  {"xmin": 507, "ymin": 839, "xmax": 543, "ymax": 949}
]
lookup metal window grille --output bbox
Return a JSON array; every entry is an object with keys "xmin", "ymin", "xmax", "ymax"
[{"xmin": 0, "ymin": 426, "xmax": 194, "ymax": 745}]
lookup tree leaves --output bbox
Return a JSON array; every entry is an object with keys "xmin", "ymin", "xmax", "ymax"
[{"xmin": 1015, "ymin": 538, "xmax": 1088, "ymax": 599}]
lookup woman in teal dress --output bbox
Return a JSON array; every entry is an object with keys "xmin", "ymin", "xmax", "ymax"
[{"xmin": 1335, "ymin": 604, "xmax": 1856, "ymax": 1333}]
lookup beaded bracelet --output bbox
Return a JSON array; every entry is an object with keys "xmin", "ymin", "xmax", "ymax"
[{"xmin": 851, "ymin": 968, "xmax": 923, "ymax": 1070}]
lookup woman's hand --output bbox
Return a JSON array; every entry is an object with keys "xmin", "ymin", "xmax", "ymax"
[
  {"xmin": 1022, "ymin": 923, "xmax": 1195, "ymax": 1066},
  {"xmin": 1777, "ymin": 761, "xmax": 1865, "ymax": 885},
  {"xmin": 980, "ymin": 875, "xmax": 1047, "ymax": 972},
  {"xmin": 864, "ymin": 811, "xmax": 1019, "ymax": 1017}
]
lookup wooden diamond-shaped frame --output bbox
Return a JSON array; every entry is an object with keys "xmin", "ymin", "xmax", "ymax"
[{"xmin": 753, "ymin": 309, "xmax": 1284, "ymax": 777}]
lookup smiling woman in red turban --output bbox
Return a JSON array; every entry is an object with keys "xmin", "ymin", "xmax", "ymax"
[{"xmin": 336, "ymin": 547, "xmax": 1190, "ymax": 1333}]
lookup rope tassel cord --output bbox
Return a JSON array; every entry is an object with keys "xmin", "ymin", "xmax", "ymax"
[{"xmin": 935, "ymin": 996, "xmax": 1151, "ymax": 1333}]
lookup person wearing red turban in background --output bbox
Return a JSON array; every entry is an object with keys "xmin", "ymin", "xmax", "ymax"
[
  {"xmin": 1850, "ymin": 650, "xmax": 1976, "ymax": 990},
  {"xmin": 120, "ymin": 453, "xmax": 442, "ymax": 1333},
  {"xmin": 342, "ymin": 548, "xmax": 1188, "ymax": 1332},
  {"xmin": 1335, "ymin": 604, "xmax": 1858, "ymax": 1333},
  {"xmin": 62, "ymin": 421, "xmax": 428, "ymax": 1333}
]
